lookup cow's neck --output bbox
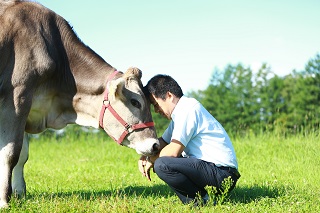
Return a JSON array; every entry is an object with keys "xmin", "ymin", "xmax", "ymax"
[{"xmin": 62, "ymin": 28, "xmax": 117, "ymax": 129}]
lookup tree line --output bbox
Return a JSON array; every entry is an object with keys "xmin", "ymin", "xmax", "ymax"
[{"xmin": 152, "ymin": 53, "xmax": 320, "ymax": 138}]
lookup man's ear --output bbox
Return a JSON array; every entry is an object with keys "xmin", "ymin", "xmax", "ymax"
[
  {"xmin": 166, "ymin": 91, "xmax": 174, "ymax": 101},
  {"xmin": 108, "ymin": 78, "xmax": 126, "ymax": 101}
]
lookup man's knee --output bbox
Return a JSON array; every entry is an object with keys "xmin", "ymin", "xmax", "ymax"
[{"xmin": 154, "ymin": 157, "xmax": 170, "ymax": 176}]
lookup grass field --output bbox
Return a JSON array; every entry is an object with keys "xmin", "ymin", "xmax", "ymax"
[{"xmin": 4, "ymin": 131, "xmax": 320, "ymax": 212}]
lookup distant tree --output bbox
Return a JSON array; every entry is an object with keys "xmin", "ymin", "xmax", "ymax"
[
  {"xmin": 265, "ymin": 75, "xmax": 287, "ymax": 131},
  {"xmin": 253, "ymin": 64, "xmax": 274, "ymax": 130},
  {"xmin": 266, "ymin": 53, "xmax": 320, "ymax": 133},
  {"xmin": 253, "ymin": 63, "xmax": 290, "ymax": 133},
  {"xmin": 304, "ymin": 53, "xmax": 320, "ymax": 129}
]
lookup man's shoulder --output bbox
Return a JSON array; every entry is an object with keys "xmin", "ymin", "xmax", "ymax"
[
  {"xmin": 175, "ymin": 96, "xmax": 202, "ymax": 118},
  {"xmin": 179, "ymin": 96, "xmax": 199, "ymax": 107}
]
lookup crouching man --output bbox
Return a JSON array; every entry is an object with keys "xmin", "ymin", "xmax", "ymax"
[{"xmin": 138, "ymin": 74, "xmax": 240, "ymax": 205}]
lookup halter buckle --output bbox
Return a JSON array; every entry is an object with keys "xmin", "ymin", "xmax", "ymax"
[{"xmin": 124, "ymin": 123, "xmax": 133, "ymax": 133}]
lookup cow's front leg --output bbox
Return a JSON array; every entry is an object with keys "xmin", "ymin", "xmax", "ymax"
[
  {"xmin": 0, "ymin": 86, "xmax": 31, "ymax": 208},
  {"xmin": 12, "ymin": 133, "xmax": 29, "ymax": 198},
  {"xmin": 0, "ymin": 140, "xmax": 22, "ymax": 209}
]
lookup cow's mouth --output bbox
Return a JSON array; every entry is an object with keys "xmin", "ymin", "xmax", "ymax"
[{"xmin": 133, "ymin": 139, "xmax": 160, "ymax": 156}]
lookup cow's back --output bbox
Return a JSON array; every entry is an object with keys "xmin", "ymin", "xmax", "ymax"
[{"xmin": 0, "ymin": 1, "xmax": 68, "ymax": 85}]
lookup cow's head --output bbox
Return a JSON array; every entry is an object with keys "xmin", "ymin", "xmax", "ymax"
[{"xmin": 100, "ymin": 67, "xmax": 159, "ymax": 156}]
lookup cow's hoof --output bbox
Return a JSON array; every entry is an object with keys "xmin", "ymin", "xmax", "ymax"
[{"xmin": 0, "ymin": 201, "xmax": 9, "ymax": 209}]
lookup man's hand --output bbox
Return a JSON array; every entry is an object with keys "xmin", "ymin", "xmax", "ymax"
[
  {"xmin": 138, "ymin": 138, "xmax": 168, "ymax": 181},
  {"xmin": 138, "ymin": 155, "xmax": 154, "ymax": 181}
]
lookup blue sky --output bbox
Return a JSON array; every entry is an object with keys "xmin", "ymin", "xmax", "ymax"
[{"xmin": 36, "ymin": 0, "xmax": 320, "ymax": 92}]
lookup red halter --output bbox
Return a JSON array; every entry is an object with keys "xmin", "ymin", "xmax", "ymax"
[{"xmin": 99, "ymin": 71, "xmax": 155, "ymax": 145}]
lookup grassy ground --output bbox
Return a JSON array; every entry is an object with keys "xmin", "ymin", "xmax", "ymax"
[{"xmin": 4, "ymin": 131, "xmax": 320, "ymax": 212}]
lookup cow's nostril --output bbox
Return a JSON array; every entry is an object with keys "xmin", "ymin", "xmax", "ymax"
[{"xmin": 152, "ymin": 143, "xmax": 160, "ymax": 152}]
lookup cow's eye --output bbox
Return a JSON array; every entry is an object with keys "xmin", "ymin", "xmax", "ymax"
[{"xmin": 131, "ymin": 99, "xmax": 141, "ymax": 109}]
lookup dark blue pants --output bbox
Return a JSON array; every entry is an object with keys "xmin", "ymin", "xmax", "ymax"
[{"xmin": 153, "ymin": 156, "xmax": 240, "ymax": 204}]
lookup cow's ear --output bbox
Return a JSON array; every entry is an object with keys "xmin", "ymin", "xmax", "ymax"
[
  {"xmin": 124, "ymin": 67, "xmax": 142, "ymax": 80},
  {"xmin": 108, "ymin": 78, "xmax": 125, "ymax": 101}
]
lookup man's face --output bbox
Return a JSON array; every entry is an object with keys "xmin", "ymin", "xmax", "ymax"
[{"xmin": 150, "ymin": 94, "xmax": 171, "ymax": 119}]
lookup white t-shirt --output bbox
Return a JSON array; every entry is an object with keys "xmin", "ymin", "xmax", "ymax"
[{"xmin": 162, "ymin": 96, "xmax": 238, "ymax": 169}]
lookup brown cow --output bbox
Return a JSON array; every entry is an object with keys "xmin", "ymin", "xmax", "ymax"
[{"xmin": 0, "ymin": 0, "xmax": 159, "ymax": 208}]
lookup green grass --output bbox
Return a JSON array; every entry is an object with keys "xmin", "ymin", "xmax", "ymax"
[{"xmin": 4, "ymin": 131, "xmax": 320, "ymax": 212}]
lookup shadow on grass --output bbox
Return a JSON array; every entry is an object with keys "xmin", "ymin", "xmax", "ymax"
[
  {"xmin": 229, "ymin": 184, "xmax": 284, "ymax": 204},
  {"xmin": 26, "ymin": 184, "xmax": 174, "ymax": 200},
  {"xmin": 26, "ymin": 183, "xmax": 283, "ymax": 205}
]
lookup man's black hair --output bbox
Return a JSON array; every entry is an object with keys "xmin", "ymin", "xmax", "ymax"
[{"xmin": 145, "ymin": 74, "xmax": 183, "ymax": 100}]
